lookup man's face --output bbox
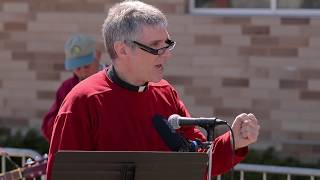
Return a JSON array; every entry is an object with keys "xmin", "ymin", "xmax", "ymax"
[
  {"xmin": 74, "ymin": 58, "xmax": 100, "ymax": 81},
  {"xmin": 128, "ymin": 25, "xmax": 172, "ymax": 84}
]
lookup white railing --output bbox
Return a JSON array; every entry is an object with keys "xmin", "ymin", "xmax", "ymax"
[
  {"xmin": 2, "ymin": 147, "xmax": 320, "ymax": 180},
  {"xmin": 217, "ymin": 163, "xmax": 320, "ymax": 180},
  {"xmin": 0, "ymin": 147, "xmax": 46, "ymax": 180}
]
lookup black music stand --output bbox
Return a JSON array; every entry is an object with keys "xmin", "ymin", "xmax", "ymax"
[{"xmin": 51, "ymin": 151, "xmax": 208, "ymax": 180}]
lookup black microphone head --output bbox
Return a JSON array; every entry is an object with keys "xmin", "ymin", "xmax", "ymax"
[
  {"xmin": 152, "ymin": 114, "xmax": 184, "ymax": 151},
  {"xmin": 168, "ymin": 114, "xmax": 181, "ymax": 129}
]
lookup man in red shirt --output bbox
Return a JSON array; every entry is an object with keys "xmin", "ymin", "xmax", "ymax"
[
  {"xmin": 46, "ymin": 1, "xmax": 260, "ymax": 180},
  {"xmin": 41, "ymin": 34, "xmax": 104, "ymax": 142}
]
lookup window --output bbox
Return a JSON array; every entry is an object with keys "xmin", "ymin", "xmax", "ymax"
[{"xmin": 189, "ymin": 0, "xmax": 320, "ymax": 16}]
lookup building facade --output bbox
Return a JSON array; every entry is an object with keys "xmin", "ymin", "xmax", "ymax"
[{"xmin": 0, "ymin": 0, "xmax": 319, "ymax": 162}]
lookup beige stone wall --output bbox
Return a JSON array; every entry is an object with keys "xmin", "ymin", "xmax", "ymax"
[{"xmin": 1, "ymin": 0, "xmax": 320, "ymax": 161}]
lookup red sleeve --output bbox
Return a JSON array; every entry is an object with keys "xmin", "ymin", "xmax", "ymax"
[
  {"xmin": 41, "ymin": 103, "xmax": 57, "ymax": 142},
  {"xmin": 41, "ymin": 86, "xmax": 65, "ymax": 142},
  {"xmin": 46, "ymin": 93, "xmax": 94, "ymax": 180},
  {"xmin": 42, "ymin": 77, "xmax": 78, "ymax": 142},
  {"xmin": 210, "ymin": 132, "xmax": 248, "ymax": 176}
]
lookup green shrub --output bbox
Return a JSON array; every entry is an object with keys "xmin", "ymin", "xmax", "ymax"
[{"xmin": 0, "ymin": 127, "xmax": 49, "ymax": 155}]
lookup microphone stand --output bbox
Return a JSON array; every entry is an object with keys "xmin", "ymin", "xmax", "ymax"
[{"xmin": 199, "ymin": 120, "xmax": 217, "ymax": 180}]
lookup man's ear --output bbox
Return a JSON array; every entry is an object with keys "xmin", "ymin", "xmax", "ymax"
[{"xmin": 114, "ymin": 41, "xmax": 130, "ymax": 59}]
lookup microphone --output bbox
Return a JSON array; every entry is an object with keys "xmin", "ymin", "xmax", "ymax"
[
  {"xmin": 168, "ymin": 114, "xmax": 228, "ymax": 129},
  {"xmin": 152, "ymin": 115, "xmax": 198, "ymax": 152}
]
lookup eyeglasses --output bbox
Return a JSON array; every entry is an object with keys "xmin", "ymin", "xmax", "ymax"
[{"xmin": 132, "ymin": 39, "xmax": 176, "ymax": 56}]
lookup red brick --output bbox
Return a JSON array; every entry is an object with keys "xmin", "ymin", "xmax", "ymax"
[
  {"xmin": 251, "ymin": 36, "xmax": 278, "ymax": 47},
  {"xmin": 300, "ymin": 69, "xmax": 320, "ymax": 80},
  {"xmin": 278, "ymin": 37, "xmax": 308, "ymax": 47},
  {"xmin": 193, "ymin": 16, "xmax": 224, "ymax": 25},
  {"xmin": 35, "ymin": 52, "xmax": 64, "ymax": 61},
  {"xmin": 301, "ymin": 132, "xmax": 320, "ymax": 140},
  {"xmin": 12, "ymin": 51, "xmax": 35, "ymax": 61},
  {"xmin": 56, "ymin": 2, "xmax": 104, "ymax": 12},
  {"xmin": 28, "ymin": 61, "xmax": 54, "ymax": 71},
  {"xmin": 3, "ymin": 2, "xmax": 29, "ymax": 13},
  {"xmin": 4, "ymin": 22, "xmax": 27, "ymax": 31},
  {"xmin": 257, "ymin": 129, "xmax": 272, "ymax": 140},
  {"xmin": 185, "ymin": 87, "xmax": 211, "ymax": 95},
  {"xmin": 249, "ymin": 109, "xmax": 270, "ymax": 119},
  {"xmin": 281, "ymin": 18, "xmax": 310, "ymax": 25},
  {"xmin": 36, "ymin": 72, "xmax": 60, "ymax": 80},
  {"xmin": 300, "ymin": 90, "xmax": 320, "ymax": 100},
  {"xmin": 0, "ymin": 32, "xmax": 11, "ymax": 40},
  {"xmin": 252, "ymin": 98, "xmax": 280, "ymax": 110},
  {"xmin": 223, "ymin": 17, "xmax": 251, "ymax": 25},
  {"xmin": 4, "ymin": 41, "xmax": 26, "ymax": 51},
  {"xmin": 194, "ymin": 34, "xmax": 221, "ymax": 45},
  {"xmin": 279, "ymin": 79, "xmax": 307, "ymax": 89},
  {"xmin": 242, "ymin": 25, "xmax": 270, "ymax": 35},
  {"xmin": 239, "ymin": 46, "xmax": 269, "ymax": 56},
  {"xmin": 0, "ymin": 116, "xmax": 28, "ymax": 127},
  {"xmin": 269, "ymin": 47, "xmax": 298, "ymax": 57},
  {"xmin": 214, "ymin": 107, "xmax": 250, "ymax": 117},
  {"xmin": 37, "ymin": 90, "xmax": 55, "ymax": 99},
  {"xmin": 29, "ymin": 1, "xmax": 57, "ymax": 11},
  {"xmin": 1, "ymin": 0, "xmax": 26, "ymax": 2},
  {"xmin": 153, "ymin": 3, "xmax": 177, "ymax": 14},
  {"xmin": 250, "ymin": 67, "xmax": 269, "ymax": 78},
  {"xmin": 194, "ymin": 97, "xmax": 222, "ymax": 107},
  {"xmin": 222, "ymin": 78, "xmax": 249, "ymax": 87},
  {"xmin": 53, "ymin": 63, "xmax": 65, "ymax": 71},
  {"xmin": 165, "ymin": 75, "xmax": 192, "ymax": 86}
]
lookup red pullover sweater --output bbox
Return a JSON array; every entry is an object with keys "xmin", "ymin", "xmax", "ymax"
[{"xmin": 47, "ymin": 69, "xmax": 247, "ymax": 180}]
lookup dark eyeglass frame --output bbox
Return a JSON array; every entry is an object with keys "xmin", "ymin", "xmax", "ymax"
[{"xmin": 132, "ymin": 39, "xmax": 176, "ymax": 56}]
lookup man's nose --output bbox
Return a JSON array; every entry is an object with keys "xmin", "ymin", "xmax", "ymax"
[{"xmin": 161, "ymin": 48, "xmax": 172, "ymax": 59}]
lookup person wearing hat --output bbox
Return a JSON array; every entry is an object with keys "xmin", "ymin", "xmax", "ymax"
[{"xmin": 41, "ymin": 34, "xmax": 104, "ymax": 142}]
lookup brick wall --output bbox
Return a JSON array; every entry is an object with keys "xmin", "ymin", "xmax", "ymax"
[{"xmin": 1, "ymin": 0, "xmax": 319, "ymax": 162}]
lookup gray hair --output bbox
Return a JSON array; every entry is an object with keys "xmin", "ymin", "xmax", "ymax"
[{"xmin": 102, "ymin": 0, "xmax": 168, "ymax": 59}]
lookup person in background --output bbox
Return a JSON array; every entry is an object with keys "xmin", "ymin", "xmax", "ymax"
[
  {"xmin": 46, "ymin": 1, "xmax": 260, "ymax": 179},
  {"xmin": 41, "ymin": 34, "xmax": 104, "ymax": 142}
]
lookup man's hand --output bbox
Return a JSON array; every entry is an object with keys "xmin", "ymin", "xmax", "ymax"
[{"xmin": 231, "ymin": 113, "xmax": 260, "ymax": 150}]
